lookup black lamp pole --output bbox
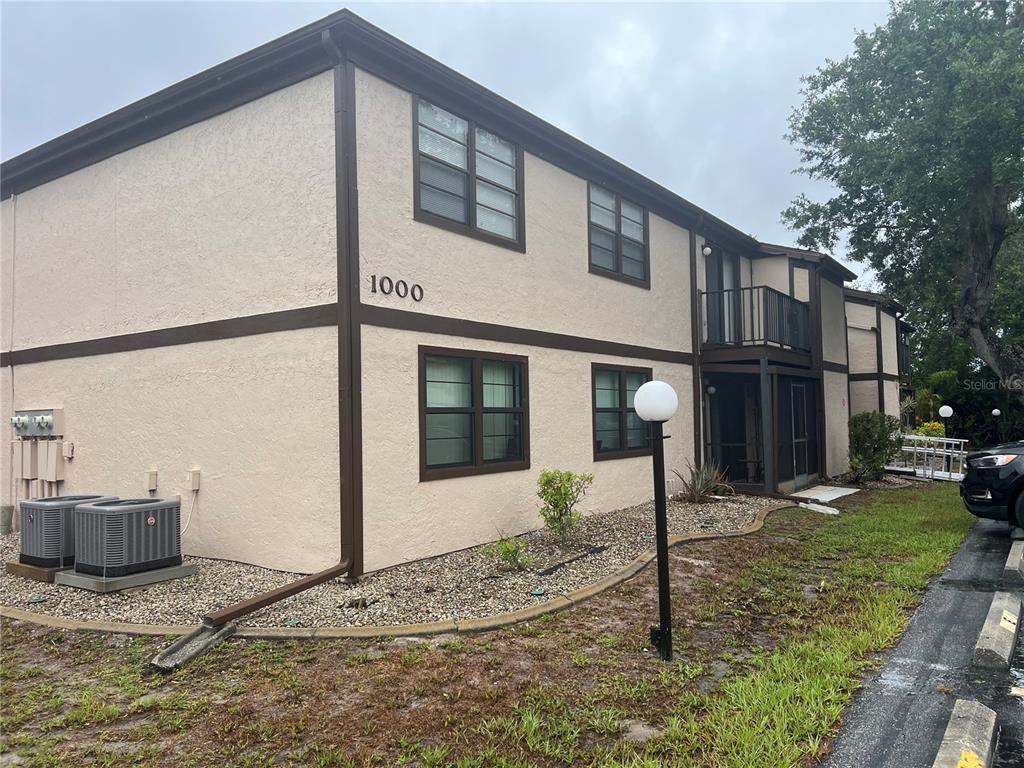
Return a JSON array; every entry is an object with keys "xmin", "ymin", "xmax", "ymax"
[{"xmin": 649, "ymin": 419, "xmax": 672, "ymax": 661}]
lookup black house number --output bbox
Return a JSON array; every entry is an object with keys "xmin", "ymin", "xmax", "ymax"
[{"xmin": 370, "ymin": 274, "xmax": 423, "ymax": 302}]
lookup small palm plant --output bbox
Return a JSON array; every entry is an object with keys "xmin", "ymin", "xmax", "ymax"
[{"xmin": 673, "ymin": 461, "xmax": 735, "ymax": 503}]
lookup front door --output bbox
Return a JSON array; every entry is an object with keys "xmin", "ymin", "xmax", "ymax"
[{"xmin": 792, "ymin": 383, "xmax": 809, "ymax": 487}]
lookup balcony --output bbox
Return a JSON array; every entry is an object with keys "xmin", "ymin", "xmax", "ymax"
[{"xmin": 699, "ymin": 286, "xmax": 811, "ymax": 354}]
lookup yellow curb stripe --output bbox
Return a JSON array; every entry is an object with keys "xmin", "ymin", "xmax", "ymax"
[{"xmin": 1, "ymin": 502, "xmax": 795, "ymax": 640}]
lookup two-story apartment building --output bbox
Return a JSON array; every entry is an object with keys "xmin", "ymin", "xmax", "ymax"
[
  {"xmin": 845, "ymin": 288, "xmax": 913, "ymax": 419},
  {"xmin": 1, "ymin": 11, "xmax": 902, "ymax": 576}
]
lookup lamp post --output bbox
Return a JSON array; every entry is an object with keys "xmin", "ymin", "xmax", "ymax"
[
  {"xmin": 993, "ymin": 408, "xmax": 1002, "ymax": 443},
  {"xmin": 939, "ymin": 405, "xmax": 954, "ymax": 473},
  {"xmin": 634, "ymin": 380, "xmax": 679, "ymax": 662},
  {"xmin": 939, "ymin": 404, "xmax": 953, "ymax": 435}
]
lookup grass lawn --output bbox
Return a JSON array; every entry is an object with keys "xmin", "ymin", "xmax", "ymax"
[{"xmin": 0, "ymin": 482, "xmax": 972, "ymax": 767}]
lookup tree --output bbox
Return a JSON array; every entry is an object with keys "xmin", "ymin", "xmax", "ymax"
[{"xmin": 784, "ymin": 0, "xmax": 1024, "ymax": 401}]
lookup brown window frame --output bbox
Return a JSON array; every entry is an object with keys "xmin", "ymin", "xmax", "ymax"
[
  {"xmin": 419, "ymin": 345, "xmax": 531, "ymax": 481},
  {"xmin": 591, "ymin": 363, "xmax": 654, "ymax": 461},
  {"xmin": 587, "ymin": 182, "xmax": 651, "ymax": 289},
  {"xmin": 412, "ymin": 96, "xmax": 526, "ymax": 253}
]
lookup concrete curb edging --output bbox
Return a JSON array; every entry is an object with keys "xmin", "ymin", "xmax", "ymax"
[
  {"xmin": 930, "ymin": 699, "xmax": 997, "ymax": 768},
  {"xmin": 973, "ymin": 591, "xmax": 1022, "ymax": 668},
  {"xmin": 1003, "ymin": 540, "xmax": 1024, "ymax": 586},
  {"xmin": 1, "ymin": 502, "xmax": 794, "ymax": 641}
]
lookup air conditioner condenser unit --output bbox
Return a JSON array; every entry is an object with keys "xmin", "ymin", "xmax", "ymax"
[
  {"xmin": 74, "ymin": 498, "xmax": 183, "ymax": 577},
  {"xmin": 19, "ymin": 495, "xmax": 119, "ymax": 568}
]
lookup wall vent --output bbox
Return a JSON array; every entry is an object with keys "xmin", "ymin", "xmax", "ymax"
[
  {"xmin": 74, "ymin": 498, "xmax": 182, "ymax": 577},
  {"xmin": 19, "ymin": 495, "xmax": 118, "ymax": 568}
]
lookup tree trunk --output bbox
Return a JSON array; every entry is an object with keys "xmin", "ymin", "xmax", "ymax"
[{"xmin": 954, "ymin": 172, "xmax": 1024, "ymax": 404}]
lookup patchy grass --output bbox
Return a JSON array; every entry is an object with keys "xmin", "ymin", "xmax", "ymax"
[{"xmin": 0, "ymin": 483, "xmax": 970, "ymax": 767}]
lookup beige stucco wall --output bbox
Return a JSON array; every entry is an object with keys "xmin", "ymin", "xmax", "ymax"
[
  {"xmin": 751, "ymin": 257, "xmax": 789, "ymax": 294},
  {"xmin": 360, "ymin": 324, "xmax": 694, "ymax": 572},
  {"xmin": 847, "ymin": 325, "xmax": 877, "ymax": 375},
  {"xmin": 883, "ymin": 379, "xmax": 901, "ymax": 418},
  {"xmin": 820, "ymin": 277, "xmax": 848, "ymax": 366},
  {"xmin": 879, "ymin": 310, "xmax": 898, "ymax": 376},
  {"xmin": 792, "ymin": 265, "xmax": 810, "ymax": 302},
  {"xmin": 845, "ymin": 301, "xmax": 876, "ymax": 328},
  {"xmin": 823, "ymin": 371, "xmax": 850, "ymax": 476},
  {"xmin": 2, "ymin": 72, "xmax": 336, "ymax": 350},
  {"xmin": 3, "ymin": 328, "xmax": 341, "ymax": 573},
  {"xmin": 354, "ymin": 68, "xmax": 692, "ymax": 354},
  {"xmin": 850, "ymin": 379, "xmax": 878, "ymax": 415}
]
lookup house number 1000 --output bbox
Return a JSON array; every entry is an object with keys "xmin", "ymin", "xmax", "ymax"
[{"xmin": 370, "ymin": 274, "xmax": 423, "ymax": 302}]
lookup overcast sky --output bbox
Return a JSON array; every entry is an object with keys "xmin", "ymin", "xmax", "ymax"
[{"xmin": 1, "ymin": 1, "xmax": 889, "ymax": 277}]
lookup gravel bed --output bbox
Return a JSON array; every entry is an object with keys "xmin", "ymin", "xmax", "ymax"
[{"xmin": 0, "ymin": 494, "xmax": 779, "ymax": 629}]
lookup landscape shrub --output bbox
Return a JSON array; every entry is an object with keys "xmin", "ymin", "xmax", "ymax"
[
  {"xmin": 482, "ymin": 536, "xmax": 534, "ymax": 571},
  {"xmin": 672, "ymin": 461, "xmax": 734, "ymax": 503},
  {"xmin": 912, "ymin": 421, "xmax": 945, "ymax": 437},
  {"xmin": 537, "ymin": 469, "xmax": 594, "ymax": 545},
  {"xmin": 848, "ymin": 411, "xmax": 903, "ymax": 482}
]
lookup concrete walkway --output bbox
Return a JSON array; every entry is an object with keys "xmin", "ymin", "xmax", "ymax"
[{"xmin": 824, "ymin": 519, "xmax": 1024, "ymax": 768}]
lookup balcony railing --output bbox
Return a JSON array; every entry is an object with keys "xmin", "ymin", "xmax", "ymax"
[{"xmin": 700, "ymin": 286, "xmax": 811, "ymax": 353}]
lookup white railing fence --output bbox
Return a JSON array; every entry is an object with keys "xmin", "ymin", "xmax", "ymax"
[{"xmin": 888, "ymin": 434, "xmax": 969, "ymax": 481}]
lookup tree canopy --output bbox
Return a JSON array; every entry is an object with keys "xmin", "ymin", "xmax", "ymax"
[{"xmin": 784, "ymin": 0, "xmax": 1024, "ymax": 402}]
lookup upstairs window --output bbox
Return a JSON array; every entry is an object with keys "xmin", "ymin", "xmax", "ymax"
[
  {"xmin": 588, "ymin": 183, "xmax": 649, "ymax": 287},
  {"xmin": 592, "ymin": 364, "xmax": 653, "ymax": 460},
  {"xmin": 415, "ymin": 99, "xmax": 524, "ymax": 251}
]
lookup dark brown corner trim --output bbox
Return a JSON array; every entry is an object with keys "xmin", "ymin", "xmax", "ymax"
[
  {"xmin": 688, "ymin": 228, "xmax": 702, "ymax": 467},
  {"xmin": 0, "ymin": 304, "xmax": 337, "ymax": 367},
  {"xmin": 361, "ymin": 303, "xmax": 694, "ymax": 366},
  {"xmin": 327, "ymin": 33, "xmax": 364, "ymax": 577}
]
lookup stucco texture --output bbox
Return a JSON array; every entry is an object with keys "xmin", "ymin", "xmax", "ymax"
[
  {"xmin": 820, "ymin": 277, "xmax": 848, "ymax": 366},
  {"xmin": 1, "ymin": 73, "xmax": 336, "ymax": 350},
  {"xmin": 360, "ymin": 324, "xmax": 694, "ymax": 572},
  {"xmin": 823, "ymin": 371, "xmax": 850, "ymax": 476},
  {"xmin": 2, "ymin": 328, "xmax": 341, "ymax": 573},
  {"xmin": 354, "ymin": 68, "xmax": 692, "ymax": 354},
  {"xmin": 879, "ymin": 310, "xmax": 898, "ymax": 375},
  {"xmin": 883, "ymin": 379, "xmax": 901, "ymax": 418},
  {"xmin": 847, "ymin": 326, "xmax": 877, "ymax": 375},
  {"xmin": 850, "ymin": 379, "xmax": 879, "ymax": 415},
  {"xmin": 751, "ymin": 257, "xmax": 788, "ymax": 294}
]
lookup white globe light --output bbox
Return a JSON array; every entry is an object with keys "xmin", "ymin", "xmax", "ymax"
[
  {"xmin": 938, "ymin": 405, "xmax": 953, "ymax": 418},
  {"xmin": 701, "ymin": 244, "xmax": 713, "ymax": 257},
  {"xmin": 634, "ymin": 380, "xmax": 678, "ymax": 423},
  {"xmin": 993, "ymin": 408, "xmax": 1002, "ymax": 417}
]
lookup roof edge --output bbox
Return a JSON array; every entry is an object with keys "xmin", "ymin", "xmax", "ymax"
[
  {"xmin": 1, "ymin": 9, "xmax": 757, "ymax": 250},
  {"xmin": 843, "ymin": 286, "xmax": 907, "ymax": 314}
]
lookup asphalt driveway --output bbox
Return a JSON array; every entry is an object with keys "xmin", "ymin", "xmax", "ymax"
[{"xmin": 824, "ymin": 517, "xmax": 1024, "ymax": 767}]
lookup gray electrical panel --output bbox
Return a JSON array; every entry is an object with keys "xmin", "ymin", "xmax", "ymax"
[
  {"xmin": 10, "ymin": 408, "xmax": 64, "ymax": 438},
  {"xmin": 74, "ymin": 498, "xmax": 182, "ymax": 577},
  {"xmin": 19, "ymin": 495, "xmax": 118, "ymax": 568}
]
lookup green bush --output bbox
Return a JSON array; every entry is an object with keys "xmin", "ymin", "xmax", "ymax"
[
  {"xmin": 482, "ymin": 535, "xmax": 533, "ymax": 571},
  {"xmin": 537, "ymin": 469, "xmax": 594, "ymax": 545},
  {"xmin": 672, "ymin": 461, "xmax": 734, "ymax": 503},
  {"xmin": 848, "ymin": 411, "xmax": 903, "ymax": 482},
  {"xmin": 912, "ymin": 421, "xmax": 945, "ymax": 437}
]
